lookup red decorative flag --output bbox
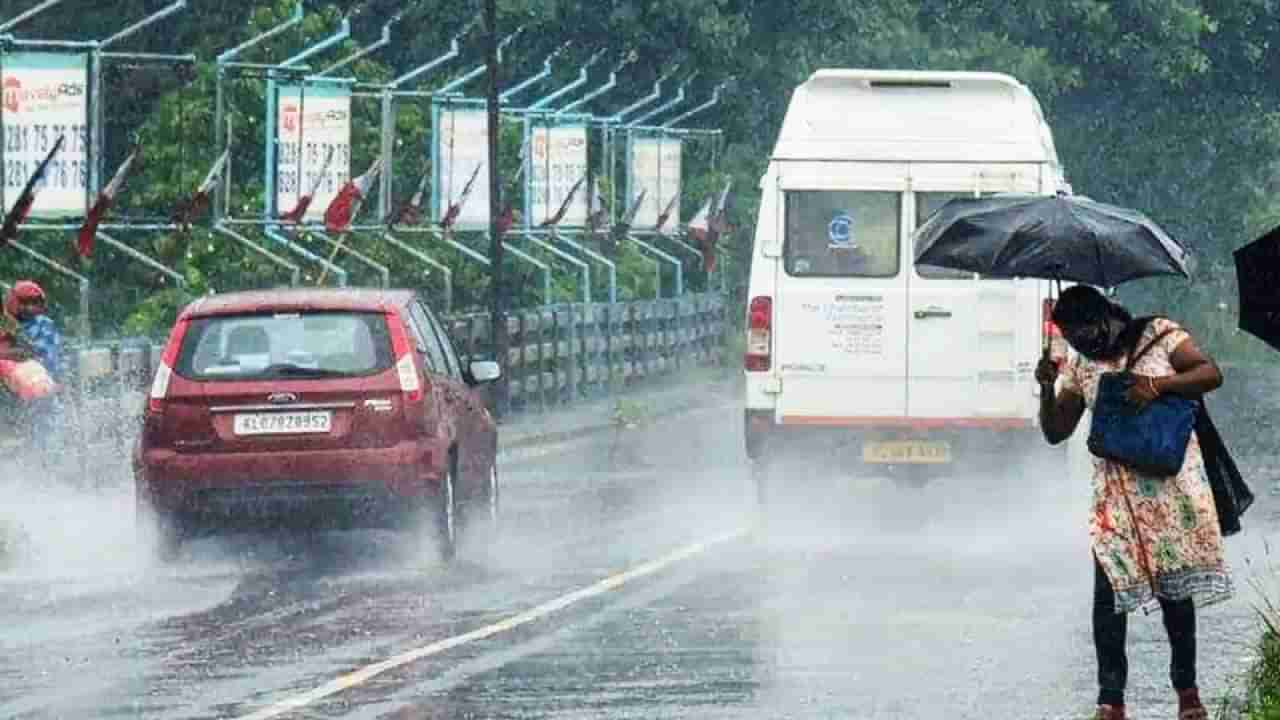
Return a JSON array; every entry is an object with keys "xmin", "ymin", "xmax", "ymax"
[
  {"xmin": 586, "ymin": 178, "xmax": 609, "ymax": 236},
  {"xmin": 78, "ymin": 148, "xmax": 140, "ymax": 258},
  {"xmin": 538, "ymin": 174, "xmax": 586, "ymax": 228},
  {"xmin": 654, "ymin": 191, "xmax": 679, "ymax": 237},
  {"xmin": 172, "ymin": 149, "xmax": 230, "ymax": 231},
  {"xmin": 709, "ymin": 178, "xmax": 733, "ymax": 234},
  {"xmin": 323, "ymin": 157, "xmax": 383, "ymax": 234},
  {"xmin": 439, "ymin": 162, "xmax": 482, "ymax": 233},
  {"xmin": 686, "ymin": 194, "xmax": 715, "ymax": 273},
  {"xmin": 386, "ymin": 170, "xmax": 430, "ymax": 228},
  {"xmin": 280, "ymin": 146, "xmax": 335, "ymax": 224},
  {"xmin": 605, "ymin": 188, "xmax": 646, "ymax": 256},
  {"xmin": 1, "ymin": 135, "xmax": 65, "ymax": 247}
]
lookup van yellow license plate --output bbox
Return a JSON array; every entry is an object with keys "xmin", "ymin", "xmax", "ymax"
[{"xmin": 862, "ymin": 440, "xmax": 952, "ymax": 464}]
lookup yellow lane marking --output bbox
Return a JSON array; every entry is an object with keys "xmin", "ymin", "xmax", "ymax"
[{"xmin": 234, "ymin": 528, "xmax": 745, "ymax": 720}]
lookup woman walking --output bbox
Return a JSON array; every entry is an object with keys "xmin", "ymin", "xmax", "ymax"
[{"xmin": 1035, "ymin": 285, "xmax": 1233, "ymax": 720}]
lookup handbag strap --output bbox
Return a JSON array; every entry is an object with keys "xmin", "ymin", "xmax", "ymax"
[{"xmin": 1126, "ymin": 326, "xmax": 1177, "ymax": 371}]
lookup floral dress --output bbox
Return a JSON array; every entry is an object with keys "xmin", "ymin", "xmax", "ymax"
[{"xmin": 1061, "ymin": 318, "xmax": 1233, "ymax": 614}]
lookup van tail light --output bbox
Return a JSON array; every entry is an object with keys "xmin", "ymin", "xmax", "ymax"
[
  {"xmin": 386, "ymin": 311, "xmax": 429, "ymax": 425},
  {"xmin": 745, "ymin": 296, "xmax": 772, "ymax": 372},
  {"xmin": 147, "ymin": 318, "xmax": 189, "ymax": 416}
]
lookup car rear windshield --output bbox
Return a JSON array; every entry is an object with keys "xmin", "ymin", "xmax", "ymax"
[
  {"xmin": 174, "ymin": 311, "xmax": 394, "ymax": 381},
  {"xmin": 784, "ymin": 190, "xmax": 900, "ymax": 277}
]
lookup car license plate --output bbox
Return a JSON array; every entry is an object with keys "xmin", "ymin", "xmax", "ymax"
[
  {"xmin": 233, "ymin": 411, "xmax": 332, "ymax": 436},
  {"xmin": 862, "ymin": 440, "xmax": 951, "ymax": 464}
]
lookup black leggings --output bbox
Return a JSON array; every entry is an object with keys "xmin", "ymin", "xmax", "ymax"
[{"xmin": 1094, "ymin": 558, "xmax": 1197, "ymax": 706}]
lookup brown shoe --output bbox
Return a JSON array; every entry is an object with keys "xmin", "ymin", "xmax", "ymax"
[
  {"xmin": 1177, "ymin": 688, "xmax": 1208, "ymax": 720},
  {"xmin": 1094, "ymin": 704, "xmax": 1127, "ymax": 720}
]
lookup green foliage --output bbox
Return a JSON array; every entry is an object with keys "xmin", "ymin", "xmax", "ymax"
[{"xmin": 4, "ymin": 0, "xmax": 1280, "ymax": 354}]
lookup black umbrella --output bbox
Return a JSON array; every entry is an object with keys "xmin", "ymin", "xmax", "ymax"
[
  {"xmin": 1233, "ymin": 224, "xmax": 1280, "ymax": 352},
  {"xmin": 913, "ymin": 193, "xmax": 1191, "ymax": 287}
]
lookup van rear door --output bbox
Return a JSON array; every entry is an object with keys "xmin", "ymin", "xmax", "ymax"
[
  {"xmin": 906, "ymin": 165, "xmax": 1046, "ymax": 421},
  {"xmin": 772, "ymin": 163, "xmax": 909, "ymax": 424}
]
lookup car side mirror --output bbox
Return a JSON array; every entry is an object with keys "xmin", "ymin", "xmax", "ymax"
[{"xmin": 467, "ymin": 360, "xmax": 501, "ymax": 385}]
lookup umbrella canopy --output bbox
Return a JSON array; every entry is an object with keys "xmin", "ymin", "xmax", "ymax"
[
  {"xmin": 913, "ymin": 194, "xmax": 1191, "ymax": 286},
  {"xmin": 1233, "ymin": 224, "xmax": 1280, "ymax": 352}
]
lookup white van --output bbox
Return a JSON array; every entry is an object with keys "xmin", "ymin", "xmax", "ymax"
[{"xmin": 744, "ymin": 69, "xmax": 1072, "ymax": 496}]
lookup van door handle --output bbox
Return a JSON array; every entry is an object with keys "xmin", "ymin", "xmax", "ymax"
[{"xmin": 914, "ymin": 308, "xmax": 953, "ymax": 319}]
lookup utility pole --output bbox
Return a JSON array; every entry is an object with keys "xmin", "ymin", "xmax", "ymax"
[{"xmin": 485, "ymin": 0, "xmax": 509, "ymax": 416}]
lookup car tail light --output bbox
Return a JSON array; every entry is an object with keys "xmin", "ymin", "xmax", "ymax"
[
  {"xmin": 386, "ymin": 311, "xmax": 429, "ymax": 426},
  {"xmin": 745, "ymin": 296, "xmax": 772, "ymax": 372},
  {"xmin": 147, "ymin": 318, "xmax": 189, "ymax": 416}
]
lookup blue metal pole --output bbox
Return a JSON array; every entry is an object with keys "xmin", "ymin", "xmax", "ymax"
[
  {"xmin": 527, "ymin": 49, "xmax": 603, "ymax": 112},
  {"xmin": 500, "ymin": 41, "xmax": 571, "ymax": 104}
]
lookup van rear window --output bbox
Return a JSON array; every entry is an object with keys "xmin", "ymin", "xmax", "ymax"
[
  {"xmin": 784, "ymin": 191, "xmax": 900, "ymax": 277},
  {"xmin": 915, "ymin": 192, "xmax": 978, "ymax": 279},
  {"xmin": 174, "ymin": 311, "xmax": 394, "ymax": 381}
]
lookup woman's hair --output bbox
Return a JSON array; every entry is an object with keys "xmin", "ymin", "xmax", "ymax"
[{"xmin": 1051, "ymin": 285, "xmax": 1132, "ymax": 328}]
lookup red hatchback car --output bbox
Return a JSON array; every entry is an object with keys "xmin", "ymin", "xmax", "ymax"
[{"xmin": 133, "ymin": 288, "xmax": 501, "ymax": 561}]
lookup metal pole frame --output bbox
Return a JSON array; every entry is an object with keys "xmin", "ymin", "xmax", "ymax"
[
  {"xmin": 301, "ymin": 228, "xmax": 391, "ymax": 288},
  {"xmin": 318, "ymin": 13, "xmax": 400, "ymax": 78},
  {"xmin": 93, "ymin": 231, "xmax": 187, "ymax": 288},
  {"xmin": 263, "ymin": 18, "xmax": 353, "ymax": 222},
  {"xmin": 373, "ymin": 19, "xmax": 474, "ymax": 239},
  {"xmin": 492, "ymin": 234, "xmax": 552, "ymax": 307},
  {"xmin": 214, "ymin": 222, "xmax": 302, "ymax": 286},
  {"xmin": 264, "ymin": 226, "xmax": 349, "ymax": 286},
  {"xmin": 214, "ymin": 0, "xmax": 304, "ymax": 221},
  {"xmin": 0, "ymin": 0, "xmax": 65, "ymax": 34},
  {"xmin": 662, "ymin": 80, "xmax": 729, "ymax": 128},
  {"xmin": 631, "ymin": 71, "xmax": 697, "ymax": 127},
  {"xmin": 527, "ymin": 49, "xmax": 604, "ymax": 112},
  {"xmin": 627, "ymin": 232, "xmax": 682, "ymax": 297},
  {"xmin": 499, "ymin": 41, "xmax": 572, "ymax": 105},
  {"xmin": 518, "ymin": 230, "xmax": 590, "ymax": 304},
  {"xmin": 436, "ymin": 26, "xmax": 524, "ymax": 96},
  {"xmin": 552, "ymin": 230, "xmax": 617, "ymax": 304},
  {"xmin": 382, "ymin": 231, "xmax": 453, "ymax": 312},
  {"xmin": 621, "ymin": 235, "xmax": 662, "ymax": 301}
]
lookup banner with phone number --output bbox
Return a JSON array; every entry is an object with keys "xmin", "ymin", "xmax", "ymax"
[
  {"xmin": 1, "ymin": 51, "xmax": 90, "ymax": 217},
  {"xmin": 433, "ymin": 106, "xmax": 491, "ymax": 229},
  {"xmin": 275, "ymin": 84, "xmax": 351, "ymax": 219},
  {"xmin": 627, "ymin": 136, "xmax": 682, "ymax": 229},
  {"xmin": 529, "ymin": 124, "xmax": 589, "ymax": 226}
]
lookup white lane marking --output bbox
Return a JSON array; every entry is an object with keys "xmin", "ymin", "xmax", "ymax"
[{"xmin": 234, "ymin": 528, "xmax": 746, "ymax": 720}]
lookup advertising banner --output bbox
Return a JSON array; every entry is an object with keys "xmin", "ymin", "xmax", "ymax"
[
  {"xmin": 528, "ymin": 124, "xmax": 588, "ymax": 226},
  {"xmin": 275, "ymin": 84, "xmax": 351, "ymax": 219},
  {"xmin": 2, "ymin": 52, "xmax": 90, "ymax": 216},
  {"xmin": 433, "ymin": 106, "xmax": 490, "ymax": 228},
  {"xmin": 627, "ymin": 136, "xmax": 681, "ymax": 229}
]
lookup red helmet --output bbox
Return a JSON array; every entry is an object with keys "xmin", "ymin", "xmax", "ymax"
[{"xmin": 5, "ymin": 280, "xmax": 46, "ymax": 318}]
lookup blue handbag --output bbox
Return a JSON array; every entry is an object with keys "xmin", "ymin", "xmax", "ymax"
[{"xmin": 1086, "ymin": 328, "xmax": 1199, "ymax": 477}]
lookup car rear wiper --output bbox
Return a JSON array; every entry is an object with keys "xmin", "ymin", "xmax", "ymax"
[{"xmin": 260, "ymin": 364, "xmax": 351, "ymax": 378}]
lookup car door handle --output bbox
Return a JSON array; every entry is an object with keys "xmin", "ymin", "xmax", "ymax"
[{"xmin": 914, "ymin": 308, "xmax": 953, "ymax": 319}]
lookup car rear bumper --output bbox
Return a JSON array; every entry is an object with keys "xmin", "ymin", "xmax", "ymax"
[
  {"xmin": 744, "ymin": 409, "xmax": 1048, "ymax": 471},
  {"xmin": 133, "ymin": 438, "xmax": 448, "ymax": 516}
]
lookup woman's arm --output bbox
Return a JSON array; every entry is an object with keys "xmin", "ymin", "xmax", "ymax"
[
  {"xmin": 1129, "ymin": 335, "xmax": 1223, "ymax": 407},
  {"xmin": 1036, "ymin": 353, "xmax": 1087, "ymax": 445}
]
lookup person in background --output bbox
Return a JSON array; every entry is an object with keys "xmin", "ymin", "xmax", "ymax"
[
  {"xmin": 1035, "ymin": 285, "xmax": 1229, "ymax": 720},
  {"xmin": 5, "ymin": 280, "xmax": 63, "ymax": 381},
  {"xmin": 3, "ymin": 280, "xmax": 65, "ymax": 468}
]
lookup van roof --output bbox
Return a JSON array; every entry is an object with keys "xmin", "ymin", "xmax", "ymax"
[
  {"xmin": 772, "ymin": 69, "xmax": 1059, "ymax": 164},
  {"xmin": 181, "ymin": 288, "xmax": 416, "ymax": 319}
]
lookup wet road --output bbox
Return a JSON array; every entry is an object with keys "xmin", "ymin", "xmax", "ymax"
[{"xmin": 2, "ymin": 381, "xmax": 1278, "ymax": 719}]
